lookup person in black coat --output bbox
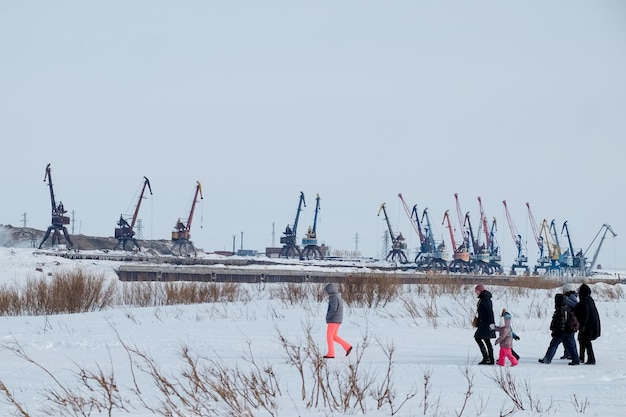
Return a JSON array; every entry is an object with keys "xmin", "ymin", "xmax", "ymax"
[
  {"xmin": 574, "ymin": 283, "xmax": 601, "ymax": 365},
  {"xmin": 474, "ymin": 283, "xmax": 496, "ymax": 365},
  {"xmin": 538, "ymin": 293, "xmax": 580, "ymax": 365}
]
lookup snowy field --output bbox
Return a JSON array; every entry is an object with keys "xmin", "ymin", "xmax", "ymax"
[{"xmin": 0, "ymin": 247, "xmax": 625, "ymax": 417}]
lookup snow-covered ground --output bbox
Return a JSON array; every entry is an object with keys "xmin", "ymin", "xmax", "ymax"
[{"xmin": 0, "ymin": 247, "xmax": 624, "ymax": 416}]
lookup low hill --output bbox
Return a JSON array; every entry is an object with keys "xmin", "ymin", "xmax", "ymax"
[{"xmin": 0, "ymin": 224, "xmax": 174, "ymax": 254}]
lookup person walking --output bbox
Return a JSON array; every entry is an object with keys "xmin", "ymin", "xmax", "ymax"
[
  {"xmin": 495, "ymin": 311, "xmax": 519, "ymax": 366},
  {"xmin": 538, "ymin": 293, "xmax": 580, "ymax": 365},
  {"xmin": 574, "ymin": 283, "xmax": 601, "ymax": 365},
  {"xmin": 474, "ymin": 283, "xmax": 496, "ymax": 365},
  {"xmin": 323, "ymin": 283, "xmax": 352, "ymax": 359},
  {"xmin": 560, "ymin": 284, "xmax": 579, "ymax": 360}
]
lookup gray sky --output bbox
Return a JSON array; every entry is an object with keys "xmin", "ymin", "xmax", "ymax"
[{"xmin": 2, "ymin": 1, "xmax": 625, "ymax": 269}]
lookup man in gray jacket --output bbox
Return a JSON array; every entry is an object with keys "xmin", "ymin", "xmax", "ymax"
[{"xmin": 323, "ymin": 283, "xmax": 352, "ymax": 359}]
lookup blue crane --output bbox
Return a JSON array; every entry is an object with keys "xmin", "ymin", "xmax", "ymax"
[{"xmin": 280, "ymin": 192, "xmax": 306, "ymax": 259}]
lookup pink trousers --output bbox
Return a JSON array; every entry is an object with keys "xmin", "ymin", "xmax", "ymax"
[
  {"xmin": 497, "ymin": 347, "xmax": 519, "ymax": 366},
  {"xmin": 326, "ymin": 322, "xmax": 351, "ymax": 357}
]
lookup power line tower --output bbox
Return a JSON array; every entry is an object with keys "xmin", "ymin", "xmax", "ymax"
[
  {"xmin": 22, "ymin": 213, "xmax": 27, "ymax": 228},
  {"xmin": 379, "ymin": 231, "xmax": 389, "ymax": 260},
  {"xmin": 136, "ymin": 219, "xmax": 144, "ymax": 239}
]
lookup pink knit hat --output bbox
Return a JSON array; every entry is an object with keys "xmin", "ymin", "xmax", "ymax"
[{"xmin": 475, "ymin": 283, "xmax": 485, "ymax": 293}]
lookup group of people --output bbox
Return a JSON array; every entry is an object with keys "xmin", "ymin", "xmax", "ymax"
[
  {"xmin": 321, "ymin": 281, "xmax": 601, "ymax": 367},
  {"xmin": 473, "ymin": 282, "xmax": 601, "ymax": 366}
]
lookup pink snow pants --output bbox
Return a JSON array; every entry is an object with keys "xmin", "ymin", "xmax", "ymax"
[
  {"xmin": 326, "ymin": 323, "xmax": 351, "ymax": 357},
  {"xmin": 497, "ymin": 347, "xmax": 519, "ymax": 366}
]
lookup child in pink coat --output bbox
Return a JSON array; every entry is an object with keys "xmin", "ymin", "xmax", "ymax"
[{"xmin": 495, "ymin": 311, "xmax": 519, "ymax": 367}]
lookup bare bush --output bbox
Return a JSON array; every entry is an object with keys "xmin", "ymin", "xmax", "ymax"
[
  {"xmin": 0, "ymin": 283, "xmax": 21, "ymax": 316},
  {"xmin": 1, "ymin": 270, "xmax": 116, "ymax": 316},
  {"xmin": 486, "ymin": 368, "xmax": 554, "ymax": 413},
  {"xmin": 341, "ymin": 273, "xmax": 402, "ymax": 308},
  {"xmin": 269, "ymin": 282, "xmax": 314, "ymax": 306}
]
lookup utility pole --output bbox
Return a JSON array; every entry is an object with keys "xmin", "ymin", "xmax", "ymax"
[
  {"xmin": 22, "ymin": 213, "xmax": 28, "ymax": 228},
  {"xmin": 354, "ymin": 232, "xmax": 359, "ymax": 252}
]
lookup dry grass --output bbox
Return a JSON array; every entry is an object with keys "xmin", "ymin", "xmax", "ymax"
[{"xmin": 340, "ymin": 273, "xmax": 402, "ymax": 308}]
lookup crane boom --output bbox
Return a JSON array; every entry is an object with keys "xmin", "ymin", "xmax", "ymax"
[
  {"xmin": 398, "ymin": 193, "xmax": 425, "ymax": 243},
  {"xmin": 131, "ymin": 177, "xmax": 152, "ymax": 230},
  {"xmin": 378, "ymin": 203, "xmax": 396, "ymax": 243},
  {"xmin": 584, "ymin": 224, "xmax": 617, "ymax": 273},
  {"xmin": 503, "ymin": 200, "xmax": 523, "ymax": 257},
  {"xmin": 186, "ymin": 181, "xmax": 203, "ymax": 233},
  {"xmin": 477, "ymin": 197, "xmax": 491, "ymax": 248},
  {"xmin": 43, "ymin": 163, "xmax": 57, "ymax": 214}
]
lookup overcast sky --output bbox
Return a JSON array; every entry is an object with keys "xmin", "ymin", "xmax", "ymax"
[{"xmin": 2, "ymin": 1, "xmax": 625, "ymax": 268}]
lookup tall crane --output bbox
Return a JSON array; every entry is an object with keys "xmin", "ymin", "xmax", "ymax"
[
  {"xmin": 39, "ymin": 163, "xmax": 74, "ymax": 250},
  {"xmin": 502, "ymin": 200, "xmax": 528, "ymax": 275},
  {"xmin": 301, "ymin": 193, "xmax": 324, "ymax": 259},
  {"xmin": 526, "ymin": 202, "xmax": 551, "ymax": 274},
  {"xmin": 442, "ymin": 209, "xmax": 470, "ymax": 273},
  {"xmin": 421, "ymin": 208, "xmax": 449, "ymax": 271},
  {"xmin": 476, "ymin": 197, "xmax": 503, "ymax": 274},
  {"xmin": 378, "ymin": 202, "xmax": 408, "ymax": 263},
  {"xmin": 398, "ymin": 193, "xmax": 447, "ymax": 270},
  {"xmin": 280, "ymin": 192, "xmax": 305, "ymax": 259},
  {"xmin": 171, "ymin": 181, "xmax": 203, "ymax": 257},
  {"xmin": 541, "ymin": 219, "xmax": 561, "ymax": 273},
  {"xmin": 561, "ymin": 221, "xmax": 585, "ymax": 275},
  {"xmin": 464, "ymin": 211, "xmax": 491, "ymax": 274},
  {"xmin": 114, "ymin": 176, "xmax": 152, "ymax": 251},
  {"xmin": 584, "ymin": 224, "xmax": 617, "ymax": 275}
]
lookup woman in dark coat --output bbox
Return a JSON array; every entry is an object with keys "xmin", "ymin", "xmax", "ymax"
[
  {"xmin": 574, "ymin": 283, "xmax": 601, "ymax": 364},
  {"xmin": 474, "ymin": 283, "xmax": 496, "ymax": 365}
]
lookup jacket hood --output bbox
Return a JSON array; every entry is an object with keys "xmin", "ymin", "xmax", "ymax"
[
  {"xmin": 478, "ymin": 289, "xmax": 492, "ymax": 299},
  {"xmin": 555, "ymin": 293, "xmax": 566, "ymax": 307},
  {"xmin": 325, "ymin": 283, "xmax": 338, "ymax": 295},
  {"xmin": 578, "ymin": 283, "xmax": 591, "ymax": 297}
]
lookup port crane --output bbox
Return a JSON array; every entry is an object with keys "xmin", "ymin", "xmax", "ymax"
[
  {"xmin": 464, "ymin": 211, "xmax": 492, "ymax": 274},
  {"xmin": 378, "ymin": 202, "xmax": 408, "ymax": 263},
  {"xmin": 526, "ymin": 202, "xmax": 551, "ymax": 274},
  {"xmin": 301, "ymin": 193, "xmax": 324, "ymax": 260},
  {"xmin": 421, "ymin": 208, "xmax": 449, "ymax": 271},
  {"xmin": 171, "ymin": 181, "xmax": 203, "ymax": 257},
  {"xmin": 280, "ymin": 191, "xmax": 305, "ymax": 259},
  {"xmin": 502, "ymin": 200, "xmax": 528, "ymax": 275},
  {"xmin": 560, "ymin": 221, "xmax": 585, "ymax": 275},
  {"xmin": 442, "ymin": 209, "xmax": 470, "ymax": 273},
  {"xmin": 584, "ymin": 224, "xmax": 617, "ymax": 275},
  {"xmin": 398, "ymin": 193, "xmax": 447, "ymax": 270},
  {"xmin": 540, "ymin": 219, "xmax": 561, "ymax": 273},
  {"xmin": 39, "ymin": 163, "xmax": 74, "ymax": 250},
  {"xmin": 477, "ymin": 197, "xmax": 503, "ymax": 274},
  {"xmin": 114, "ymin": 176, "xmax": 152, "ymax": 251}
]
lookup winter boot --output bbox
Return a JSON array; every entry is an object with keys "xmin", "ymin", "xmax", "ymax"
[
  {"xmin": 476, "ymin": 340, "xmax": 490, "ymax": 364},
  {"xmin": 585, "ymin": 345, "xmax": 596, "ymax": 365},
  {"xmin": 486, "ymin": 343, "xmax": 495, "ymax": 365}
]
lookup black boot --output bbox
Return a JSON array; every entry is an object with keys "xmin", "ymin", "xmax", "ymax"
[
  {"xmin": 585, "ymin": 344, "xmax": 596, "ymax": 365},
  {"xmin": 476, "ymin": 339, "xmax": 490, "ymax": 364},
  {"xmin": 512, "ymin": 349, "xmax": 520, "ymax": 360},
  {"xmin": 486, "ymin": 342, "xmax": 495, "ymax": 365}
]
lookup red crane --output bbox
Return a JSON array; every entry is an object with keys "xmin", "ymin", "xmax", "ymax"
[
  {"xmin": 172, "ymin": 181, "xmax": 203, "ymax": 256},
  {"xmin": 442, "ymin": 209, "xmax": 470, "ymax": 272}
]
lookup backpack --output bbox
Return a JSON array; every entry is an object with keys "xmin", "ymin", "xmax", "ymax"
[{"xmin": 565, "ymin": 311, "xmax": 580, "ymax": 333}]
